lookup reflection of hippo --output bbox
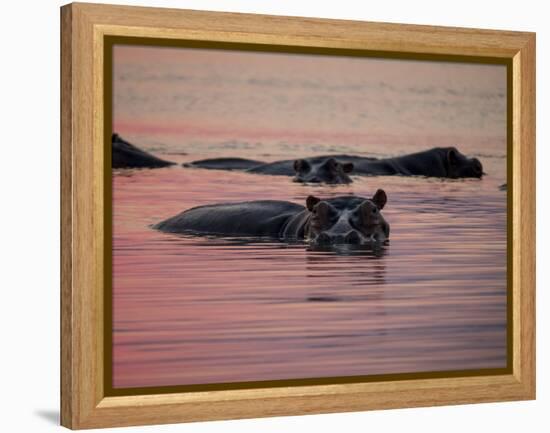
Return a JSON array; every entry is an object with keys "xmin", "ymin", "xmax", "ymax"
[
  {"xmin": 185, "ymin": 147, "xmax": 483, "ymax": 180},
  {"xmin": 154, "ymin": 190, "xmax": 389, "ymax": 245},
  {"xmin": 112, "ymin": 134, "xmax": 175, "ymax": 168}
]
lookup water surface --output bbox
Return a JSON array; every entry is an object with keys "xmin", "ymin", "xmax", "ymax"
[
  {"xmin": 112, "ymin": 46, "xmax": 507, "ymax": 388},
  {"xmin": 112, "ymin": 157, "xmax": 507, "ymax": 388}
]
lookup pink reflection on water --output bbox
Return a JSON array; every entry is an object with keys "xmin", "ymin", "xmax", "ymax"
[
  {"xmin": 111, "ymin": 45, "xmax": 507, "ymax": 388},
  {"xmin": 112, "ymin": 165, "xmax": 507, "ymax": 388}
]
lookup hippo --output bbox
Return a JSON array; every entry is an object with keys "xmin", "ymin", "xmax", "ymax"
[
  {"xmin": 112, "ymin": 133, "xmax": 175, "ymax": 168},
  {"xmin": 254, "ymin": 156, "xmax": 355, "ymax": 184},
  {"xmin": 349, "ymin": 147, "xmax": 483, "ymax": 178},
  {"xmin": 184, "ymin": 155, "xmax": 359, "ymax": 184},
  {"xmin": 153, "ymin": 190, "xmax": 390, "ymax": 245},
  {"xmin": 184, "ymin": 147, "xmax": 483, "ymax": 180}
]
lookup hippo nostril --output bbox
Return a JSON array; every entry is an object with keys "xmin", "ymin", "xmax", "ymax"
[
  {"xmin": 329, "ymin": 234, "xmax": 345, "ymax": 243},
  {"xmin": 345, "ymin": 231, "xmax": 361, "ymax": 244},
  {"xmin": 316, "ymin": 233, "xmax": 331, "ymax": 244}
]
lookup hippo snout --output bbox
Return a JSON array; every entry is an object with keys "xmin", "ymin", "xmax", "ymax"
[
  {"xmin": 293, "ymin": 175, "xmax": 321, "ymax": 183},
  {"xmin": 344, "ymin": 231, "xmax": 362, "ymax": 244},
  {"xmin": 315, "ymin": 232, "xmax": 332, "ymax": 244},
  {"xmin": 314, "ymin": 230, "xmax": 363, "ymax": 245}
]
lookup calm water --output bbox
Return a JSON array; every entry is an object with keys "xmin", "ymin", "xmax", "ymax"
[{"xmin": 112, "ymin": 46, "xmax": 507, "ymax": 388}]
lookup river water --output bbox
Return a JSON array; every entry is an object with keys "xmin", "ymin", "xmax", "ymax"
[{"xmin": 111, "ymin": 45, "xmax": 507, "ymax": 389}]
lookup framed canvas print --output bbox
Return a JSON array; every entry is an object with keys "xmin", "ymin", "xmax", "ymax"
[{"xmin": 60, "ymin": 3, "xmax": 535, "ymax": 429}]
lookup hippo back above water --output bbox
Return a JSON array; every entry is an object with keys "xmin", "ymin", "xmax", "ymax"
[
  {"xmin": 112, "ymin": 134, "xmax": 175, "ymax": 169},
  {"xmin": 351, "ymin": 147, "xmax": 483, "ymax": 178},
  {"xmin": 153, "ymin": 190, "xmax": 390, "ymax": 245}
]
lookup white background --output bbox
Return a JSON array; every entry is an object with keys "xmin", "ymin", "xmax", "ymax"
[{"xmin": 1, "ymin": 0, "xmax": 546, "ymax": 431}]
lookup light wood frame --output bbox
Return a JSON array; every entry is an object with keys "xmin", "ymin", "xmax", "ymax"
[{"xmin": 60, "ymin": 2, "xmax": 536, "ymax": 429}]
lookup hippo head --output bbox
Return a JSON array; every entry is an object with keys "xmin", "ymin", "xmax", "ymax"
[
  {"xmin": 445, "ymin": 147, "xmax": 483, "ymax": 178},
  {"xmin": 293, "ymin": 157, "xmax": 354, "ymax": 184},
  {"xmin": 304, "ymin": 191, "xmax": 389, "ymax": 245}
]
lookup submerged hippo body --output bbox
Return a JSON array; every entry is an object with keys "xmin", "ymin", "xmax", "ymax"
[
  {"xmin": 154, "ymin": 191, "xmax": 389, "ymax": 245},
  {"xmin": 184, "ymin": 147, "xmax": 483, "ymax": 180},
  {"xmin": 112, "ymin": 134, "xmax": 175, "ymax": 169}
]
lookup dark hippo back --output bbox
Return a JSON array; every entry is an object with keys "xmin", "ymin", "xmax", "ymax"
[
  {"xmin": 153, "ymin": 200, "xmax": 305, "ymax": 237},
  {"xmin": 183, "ymin": 157, "xmax": 264, "ymax": 170},
  {"xmin": 245, "ymin": 160, "xmax": 296, "ymax": 175},
  {"xmin": 353, "ymin": 147, "xmax": 483, "ymax": 178},
  {"xmin": 112, "ymin": 134, "xmax": 175, "ymax": 169}
]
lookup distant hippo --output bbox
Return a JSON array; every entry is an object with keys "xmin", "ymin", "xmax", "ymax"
[
  {"xmin": 154, "ymin": 190, "xmax": 389, "ymax": 245},
  {"xmin": 184, "ymin": 147, "xmax": 483, "ymax": 181},
  {"xmin": 112, "ymin": 133, "xmax": 175, "ymax": 169},
  {"xmin": 350, "ymin": 147, "xmax": 483, "ymax": 178},
  {"xmin": 254, "ymin": 156, "xmax": 355, "ymax": 184},
  {"xmin": 184, "ymin": 155, "xmax": 358, "ymax": 184}
]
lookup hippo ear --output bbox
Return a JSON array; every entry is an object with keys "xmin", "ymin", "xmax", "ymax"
[
  {"xmin": 294, "ymin": 159, "xmax": 310, "ymax": 173},
  {"xmin": 342, "ymin": 162, "xmax": 354, "ymax": 173},
  {"xmin": 306, "ymin": 195, "xmax": 321, "ymax": 211},
  {"xmin": 372, "ymin": 189, "xmax": 387, "ymax": 209},
  {"xmin": 112, "ymin": 133, "xmax": 120, "ymax": 142},
  {"xmin": 447, "ymin": 148, "xmax": 459, "ymax": 166}
]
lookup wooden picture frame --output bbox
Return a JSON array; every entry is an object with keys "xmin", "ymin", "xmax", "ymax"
[{"xmin": 60, "ymin": 2, "xmax": 535, "ymax": 429}]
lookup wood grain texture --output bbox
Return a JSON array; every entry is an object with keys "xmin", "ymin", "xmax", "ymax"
[
  {"xmin": 60, "ymin": 2, "xmax": 536, "ymax": 429},
  {"xmin": 512, "ymin": 34, "xmax": 536, "ymax": 396},
  {"xmin": 76, "ymin": 2, "xmax": 532, "ymax": 57},
  {"xmin": 60, "ymin": 4, "xmax": 73, "ymax": 429}
]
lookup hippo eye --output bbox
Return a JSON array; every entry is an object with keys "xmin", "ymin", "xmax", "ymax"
[{"xmin": 372, "ymin": 208, "xmax": 377, "ymax": 214}]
